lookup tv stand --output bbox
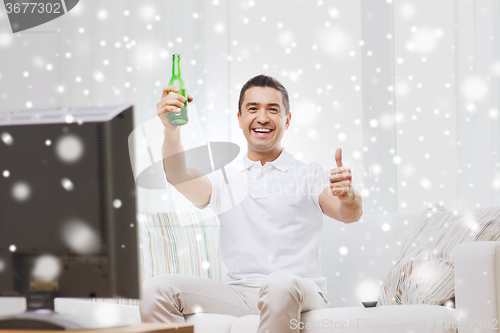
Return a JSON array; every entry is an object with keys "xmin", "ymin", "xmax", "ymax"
[{"xmin": 0, "ymin": 293, "xmax": 127, "ymax": 330}]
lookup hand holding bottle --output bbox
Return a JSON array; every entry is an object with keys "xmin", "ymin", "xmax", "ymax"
[{"xmin": 157, "ymin": 85, "xmax": 193, "ymax": 131}]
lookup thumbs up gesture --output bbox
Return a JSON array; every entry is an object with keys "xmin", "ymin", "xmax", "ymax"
[{"xmin": 330, "ymin": 148, "xmax": 355, "ymax": 202}]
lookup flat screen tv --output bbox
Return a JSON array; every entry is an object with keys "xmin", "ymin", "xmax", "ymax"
[{"xmin": 0, "ymin": 104, "xmax": 139, "ymax": 329}]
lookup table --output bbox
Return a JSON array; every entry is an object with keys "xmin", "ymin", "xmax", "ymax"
[{"xmin": 0, "ymin": 323, "xmax": 193, "ymax": 333}]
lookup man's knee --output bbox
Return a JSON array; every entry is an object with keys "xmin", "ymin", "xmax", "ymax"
[
  {"xmin": 259, "ymin": 271, "xmax": 301, "ymax": 303},
  {"xmin": 139, "ymin": 274, "xmax": 192, "ymax": 323},
  {"xmin": 141, "ymin": 274, "xmax": 181, "ymax": 299},
  {"xmin": 139, "ymin": 274, "xmax": 183, "ymax": 313}
]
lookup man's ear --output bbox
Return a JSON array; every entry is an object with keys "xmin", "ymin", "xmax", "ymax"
[
  {"xmin": 285, "ymin": 112, "xmax": 291, "ymax": 130},
  {"xmin": 238, "ymin": 111, "xmax": 242, "ymax": 129}
]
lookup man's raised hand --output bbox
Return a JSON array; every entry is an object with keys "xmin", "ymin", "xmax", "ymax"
[
  {"xmin": 329, "ymin": 148, "xmax": 355, "ymax": 202},
  {"xmin": 157, "ymin": 85, "xmax": 193, "ymax": 130}
]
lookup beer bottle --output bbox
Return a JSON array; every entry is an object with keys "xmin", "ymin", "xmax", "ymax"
[{"xmin": 167, "ymin": 54, "xmax": 188, "ymax": 126}]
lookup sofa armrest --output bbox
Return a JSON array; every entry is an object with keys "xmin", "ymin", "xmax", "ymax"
[{"xmin": 454, "ymin": 241, "xmax": 500, "ymax": 332}]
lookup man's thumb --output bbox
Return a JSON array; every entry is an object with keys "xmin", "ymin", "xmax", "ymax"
[{"xmin": 335, "ymin": 148, "xmax": 343, "ymax": 167}]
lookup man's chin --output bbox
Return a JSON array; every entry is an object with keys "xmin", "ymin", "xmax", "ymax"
[
  {"xmin": 247, "ymin": 142, "xmax": 276, "ymax": 153},
  {"xmin": 244, "ymin": 134, "xmax": 280, "ymax": 151}
]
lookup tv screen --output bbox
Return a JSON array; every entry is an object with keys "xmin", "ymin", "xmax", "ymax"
[{"xmin": 0, "ymin": 104, "xmax": 139, "ymax": 329}]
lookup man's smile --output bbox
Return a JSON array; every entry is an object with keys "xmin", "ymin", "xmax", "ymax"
[{"xmin": 252, "ymin": 127, "xmax": 274, "ymax": 136}]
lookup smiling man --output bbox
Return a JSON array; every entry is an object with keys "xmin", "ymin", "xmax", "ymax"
[{"xmin": 140, "ymin": 74, "xmax": 363, "ymax": 333}]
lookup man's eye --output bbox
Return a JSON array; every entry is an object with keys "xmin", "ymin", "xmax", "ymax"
[{"xmin": 270, "ymin": 108, "xmax": 278, "ymax": 112}]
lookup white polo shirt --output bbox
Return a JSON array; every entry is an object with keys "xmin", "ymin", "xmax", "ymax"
[{"xmin": 199, "ymin": 148, "xmax": 331, "ymax": 298}]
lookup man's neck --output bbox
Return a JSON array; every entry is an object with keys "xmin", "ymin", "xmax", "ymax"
[{"xmin": 247, "ymin": 146, "xmax": 283, "ymax": 166}]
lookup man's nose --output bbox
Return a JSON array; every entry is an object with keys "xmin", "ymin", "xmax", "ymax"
[{"xmin": 256, "ymin": 109, "xmax": 269, "ymax": 123}]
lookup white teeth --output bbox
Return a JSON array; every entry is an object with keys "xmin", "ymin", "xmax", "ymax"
[{"xmin": 254, "ymin": 128, "xmax": 271, "ymax": 133}]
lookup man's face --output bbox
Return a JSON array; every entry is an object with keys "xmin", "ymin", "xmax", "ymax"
[{"xmin": 238, "ymin": 86, "xmax": 291, "ymax": 154}]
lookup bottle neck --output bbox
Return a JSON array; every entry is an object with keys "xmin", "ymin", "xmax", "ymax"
[{"xmin": 172, "ymin": 55, "xmax": 181, "ymax": 78}]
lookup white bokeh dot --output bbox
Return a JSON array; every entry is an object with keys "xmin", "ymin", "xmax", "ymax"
[
  {"xmin": 12, "ymin": 181, "xmax": 31, "ymax": 202},
  {"xmin": 1, "ymin": 132, "xmax": 14, "ymax": 145},
  {"xmin": 462, "ymin": 76, "xmax": 488, "ymax": 101},
  {"xmin": 369, "ymin": 119, "xmax": 378, "ymax": 128},
  {"xmin": 31, "ymin": 255, "xmax": 61, "ymax": 280},
  {"xmin": 489, "ymin": 108, "xmax": 498, "ymax": 119},
  {"xmin": 65, "ymin": 115, "xmax": 74, "ymax": 123},
  {"xmin": 214, "ymin": 22, "xmax": 225, "ymax": 33},
  {"xmin": 61, "ymin": 219, "xmax": 100, "ymax": 255},
  {"xmin": 420, "ymin": 177, "xmax": 432, "ymax": 190},
  {"xmin": 113, "ymin": 199, "xmax": 122, "ymax": 209},
  {"xmin": 406, "ymin": 28, "xmax": 441, "ymax": 54},
  {"xmin": 97, "ymin": 9, "xmax": 108, "ymax": 20},
  {"xmin": 400, "ymin": 4, "xmax": 415, "ymax": 18},
  {"xmin": 61, "ymin": 178, "xmax": 74, "ymax": 191},
  {"xmin": 93, "ymin": 71, "xmax": 105, "ymax": 83},
  {"xmin": 56, "ymin": 134, "xmax": 84, "ymax": 163},
  {"xmin": 328, "ymin": 7, "xmax": 340, "ymax": 19},
  {"xmin": 339, "ymin": 246, "xmax": 348, "ymax": 255},
  {"xmin": 0, "ymin": 34, "xmax": 14, "ymax": 48},
  {"xmin": 393, "ymin": 156, "xmax": 402, "ymax": 164}
]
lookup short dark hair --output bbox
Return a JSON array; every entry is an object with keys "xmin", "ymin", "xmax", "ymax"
[{"xmin": 238, "ymin": 74, "xmax": 290, "ymax": 115}]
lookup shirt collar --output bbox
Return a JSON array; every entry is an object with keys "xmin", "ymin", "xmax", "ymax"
[{"xmin": 236, "ymin": 148, "xmax": 293, "ymax": 172}]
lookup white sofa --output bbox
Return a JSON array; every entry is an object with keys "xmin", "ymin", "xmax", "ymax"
[{"xmin": 2, "ymin": 210, "xmax": 500, "ymax": 333}]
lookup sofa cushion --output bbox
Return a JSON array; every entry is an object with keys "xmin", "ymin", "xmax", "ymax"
[
  {"xmin": 92, "ymin": 210, "xmax": 222, "ymax": 305},
  {"xmin": 229, "ymin": 315, "xmax": 259, "ymax": 333},
  {"xmin": 379, "ymin": 204, "xmax": 500, "ymax": 305},
  {"xmin": 138, "ymin": 210, "xmax": 222, "ymax": 281},
  {"xmin": 299, "ymin": 305, "xmax": 456, "ymax": 332},
  {"xmin": 188, "ymin": 305, "xmax": 457, "ymax": 333},
  {"xmin": 185, "ymin": 313, "xmax": 237, "ymax": 333}
]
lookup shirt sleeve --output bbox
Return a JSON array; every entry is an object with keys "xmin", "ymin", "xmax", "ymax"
[
  {"xmin": 193, "ymin": 169, "xmax": 223, "ymax": 213},
  {"xmin": 309, "ymin": 162, "xmax": 330, "ymax": 212}
]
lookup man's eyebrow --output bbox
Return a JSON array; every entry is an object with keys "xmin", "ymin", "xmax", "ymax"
[{"xmin": 245, "ymin": 102, "xmax": 281, "ymax": 108}]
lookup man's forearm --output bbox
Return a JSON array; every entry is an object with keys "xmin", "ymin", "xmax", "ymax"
[
  {"xmin": 162, "ymin": 129, "xmax": 192, "ymax": 186},
  {"xmin": 339, "ymin": 189, "xmax": 363, "ymax": 223}
]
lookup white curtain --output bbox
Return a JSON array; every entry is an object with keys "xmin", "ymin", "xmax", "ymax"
[
  {"xmin": 454, "ymin": 0, "xmax": 500, "ymax": 210},
  {"xmin": 360, "ymin": 0, "xmax": 398, "ymax": 214}
]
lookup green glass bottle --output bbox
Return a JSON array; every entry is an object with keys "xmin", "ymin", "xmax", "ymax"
[{"xmin": 167, "ymin": 54, "xmax": 188, "ymax": 126}]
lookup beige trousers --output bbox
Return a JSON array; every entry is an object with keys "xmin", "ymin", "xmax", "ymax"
[{"xmin": 139, "ymin": 271, "xmax": 329, "ymax": 333}]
